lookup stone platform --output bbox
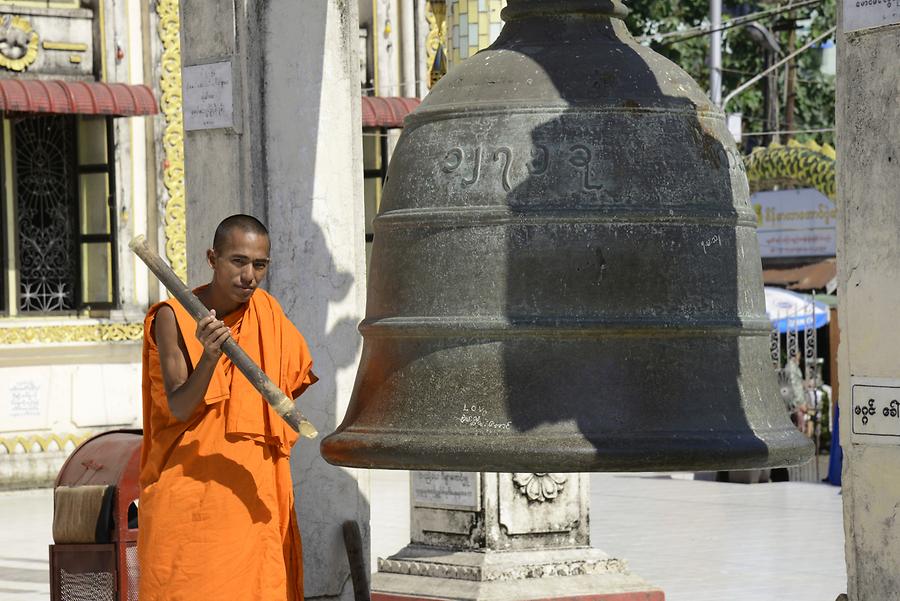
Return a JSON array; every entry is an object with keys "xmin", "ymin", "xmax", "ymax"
[{"xmin": 371, "ymin": 546, "xmax": 664, "ymax": 601}]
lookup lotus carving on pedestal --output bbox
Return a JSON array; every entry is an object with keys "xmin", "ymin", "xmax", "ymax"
[{"xmin": 512, "ymin": 473, "xmax": 567, "ymax": 502}]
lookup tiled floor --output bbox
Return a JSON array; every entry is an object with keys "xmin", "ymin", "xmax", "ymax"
[
  {"xmin": 0, "ymin": 473, "xmax": 846, "ymax": 601},
  {"xmin": 0, "ymin": 488, "xmax": 52, "ymax": 601},
  {"xmin": 369, "ymin": 471, "xmax": 847, "ymax": 601},
  {"xmin": 587, "ymin": 474, "xmax": 846, "ymax": 601}
]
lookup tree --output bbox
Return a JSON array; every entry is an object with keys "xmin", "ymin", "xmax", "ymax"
[{"xmin": 624, "ymin": 0, "xmax": 835, "ymax": 149}]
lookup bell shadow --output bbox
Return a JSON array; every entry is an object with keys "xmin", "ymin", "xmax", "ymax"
[
  {"xmin": 488, "ymin": 5, "xmax": 801, "ymax": 471},
  {"xmin": 177, "ymin": 439, "xmax": 273, "ymax": 524}
]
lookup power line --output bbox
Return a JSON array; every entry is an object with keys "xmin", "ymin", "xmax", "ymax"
[
  {"xmin": 742, "ymin": 126, "xmax": 834, "ymax": 138},
  {"xmin": 638, "ymin": 0, "xmax": 824, "ymax": 47},
  {"xmin": 722, "ymin": 26, "xmax": 836, "ymax": 110}
]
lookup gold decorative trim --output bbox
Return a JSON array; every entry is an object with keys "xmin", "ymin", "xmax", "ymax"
[
  {"xmin": 0, "ymin": 432, "xmax": 92, "ymax": 454},
  {"xmin": 0, "ymin": 0, "xmax": 80, "ymax": 8},
  {"xmin": 0, "ymin": 322, "xmax": 143, "ymax": 345},
  {"xmin": 425, "ymin": 1, "xmax": 447, "ymax": 88},
  {"xmin": 68, "ymin": 54, "xmax": 81, "ymax": 63},
  {"xmin": 0, "ymin": 15, "xmax": 39, "ymax": 72},
  {"xmin": 157, "ymin": 0, "xmax": 187, "ymax": 281},
  {"xmin": 42, "ymin": 40, "xmax": 87, "ymax": 52},
  {"xmin": 745, "ymin": 139, "xmax": 836, "ymax": 200}
]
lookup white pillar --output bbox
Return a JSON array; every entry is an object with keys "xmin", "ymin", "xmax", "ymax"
[
  {"xmin": 709, "ymin": 0, "xmax": 722, "ymax": 106},
  {"xmin": 400, "ymin": 0, "xmax": 418, "ymax": 97},
  {"xmin": 264, "ymin": 3, "xmax": 370, "ymax": 599},
  {"xmin": 837, "ymin": 3, "xmax": 900, "ymax": 599}
]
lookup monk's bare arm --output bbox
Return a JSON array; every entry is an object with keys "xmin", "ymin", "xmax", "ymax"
[{"xmin": 154, "ymin": 306, "xmax": 230, "ymax": 422}]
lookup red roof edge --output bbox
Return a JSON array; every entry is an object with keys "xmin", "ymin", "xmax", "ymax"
[
  {"xmin": 0, "ymin": 79, "xmax": 159, "ymax": 117},
  {"xmin": 361, "ymin": 96, "xmax": 421, "ymax": 129}
]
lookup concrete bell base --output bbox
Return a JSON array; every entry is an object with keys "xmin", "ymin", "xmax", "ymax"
[{"xmin": 371, "ymin": 546, "xmax": 665, "ymax": 601}]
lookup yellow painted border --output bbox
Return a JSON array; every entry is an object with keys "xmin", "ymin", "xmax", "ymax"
[
  {"xmin": 97, "ymin": 0, "xmax": 107, "ymax": 81},
  {"xmin": 0, "ymin": 322, "xmax": 143, "ymax": 344},
  {"xmin": 0, "ymin": 432, "xmax": 91, "ymax": 454},
  {"xmin": 0, "ymin": 0, "xmax": 79, "ymax": 8},
  {"xmin": 157, "ymin": 0, "xmax": 187, "ymax": 283},
  {"xmin": 43, "ymin": 41, "xmax": 88, "ymax": 52}
]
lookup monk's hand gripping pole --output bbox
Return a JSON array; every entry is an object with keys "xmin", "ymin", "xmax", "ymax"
[{"xmin": 129, "ymin": 235, "xmax": 318, "ymax": 439}]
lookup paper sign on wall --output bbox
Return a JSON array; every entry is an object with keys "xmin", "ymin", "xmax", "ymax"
[
  {"xmin": 183, "ymin": 61, "xmax": 234, "ymax": 131},
  {"xmin": 844, "ymin": 0, "xmax": 900, "ymax": 33},
  {"xmin": 411, "ymin": 471, "xmax": 479, "ymax": 510},
  {"xmin": 851, "ymin": 377, "xmax": 900, "ymax": 443},
  {"xmin": 0, "ymin": 371, "xmax": 50, "ymax": 431}
]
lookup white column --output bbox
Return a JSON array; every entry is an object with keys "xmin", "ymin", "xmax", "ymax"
[
  {"xmin": 400, "ymin": 0, "xmax": 417, "ymax": 97},
  {"xmin": 709, "ymin": 0, "xmax": 722, "ymax": 106},
  {"xmin": 836, "ymin": 3, "xmax": 900, "ymax": 599},
  {"xmin": 263, "ymin": 3, "xmax": 369, "ymax": 600}
]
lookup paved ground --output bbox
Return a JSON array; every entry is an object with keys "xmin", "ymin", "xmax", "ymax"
[
  {"xmin": 369, "ymin": 471, "xmax": 847, "ymax": 601},
  {"xmin": 0, "ymin": 488, "xmax": 51, "ymax": 601},
  {"xmin": 1, "ymin": 473, "xmax": 846, "ymax": 601},
  {"xmin": 587, "ymin": 473, "xmax": 846, "ymax": 601}
]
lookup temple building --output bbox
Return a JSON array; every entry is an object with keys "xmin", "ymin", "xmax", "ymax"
[{"xmin": 0, "ymin": 0, "xmax": 170, "ymax": 487}]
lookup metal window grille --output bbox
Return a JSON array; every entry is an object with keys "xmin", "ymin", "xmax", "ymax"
[
  {"xmin": 13, "ymin": 115, "xmax": 79, "ymax": 312},
  {"xmin": 7, "ymin": 115, "xmax": 118, "ymax": 313}
]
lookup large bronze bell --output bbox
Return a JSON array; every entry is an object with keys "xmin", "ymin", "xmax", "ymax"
[{"xmin": 321, "ymin": 0, "xmax": 813, "ymax": 471}]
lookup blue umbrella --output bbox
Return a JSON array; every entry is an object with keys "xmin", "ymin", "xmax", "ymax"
[{"xmin": 764, "ymin": 286, "xmax": 830, "ymax": 333}]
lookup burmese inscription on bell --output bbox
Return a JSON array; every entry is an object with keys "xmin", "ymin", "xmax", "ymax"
[{"xmin": 412, "ymin": 471, "xmax": 479, "ymax": 510}]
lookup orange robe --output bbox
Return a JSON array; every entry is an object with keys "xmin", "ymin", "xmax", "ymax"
[{"xmin": 138, "ymin": 288, "xmax": 316, "ymax": 601}]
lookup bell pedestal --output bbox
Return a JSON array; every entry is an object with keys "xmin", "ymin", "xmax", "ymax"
[{"xmin": 371, "ymin": 472, "xmax": 663, "ymax": 601}]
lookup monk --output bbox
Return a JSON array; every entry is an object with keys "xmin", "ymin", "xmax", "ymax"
[{"xmin": 138, "ymin": 215, "xmax": 316, "ymax": 601}]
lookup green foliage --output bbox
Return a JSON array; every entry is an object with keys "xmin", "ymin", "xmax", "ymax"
[{"xmin": 624, "ymin": 0, "xmax": 835, "ymax": 148}]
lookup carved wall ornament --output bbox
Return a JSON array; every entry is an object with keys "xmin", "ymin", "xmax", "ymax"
[
  {"xmin": 0, "ymin": 15, "xmax": 38, "ymax": 71},
  {"xmin": 512, "ymin": 472, "xmax": 567, "ymax": 502},
  {"xmin": 0, "ymin": 432, "xmax": 92, "ymax": 454},
  {"xmin": 425, "ymin": 1, "xmax": 447, "ymax": 88},
  {"xmin": 0, "ymin": 322, "xmax": 143, "ymax": 345},
  {"xmin": 377, "ymin": 555, "xmax": 625, "ymax": 582},
  {"xmin": 156, "ymin": 0, "xmax": 187, "ymax": 281}
]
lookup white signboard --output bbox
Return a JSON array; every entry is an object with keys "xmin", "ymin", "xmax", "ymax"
[
  {"xmin": 412, "ymin": 471, "xmax": 479, "ymax": 510},
  {"xmin": 844, "ymin": 0, "xmax": 900, "ymax": 33},
  {"xmin": 851, "ymin": 377, "xmax": 900, "ymax": 443},
  {"xmin": 752, "ymin": 188, "xmax": 837, "ymax": 258},
  {"xmin": 183, "ymin": 61, "xmax": 234, "ymax": 131}
]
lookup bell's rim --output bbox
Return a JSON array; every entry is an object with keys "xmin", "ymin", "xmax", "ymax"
[{"xmin": 320, "ymin": 428, "xmax": 815, "ymax": 472}]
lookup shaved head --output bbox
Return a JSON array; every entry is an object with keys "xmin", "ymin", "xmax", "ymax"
[{"xmin": 213, "ymin": 214, "xmax": 269, "ymax": 252}]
